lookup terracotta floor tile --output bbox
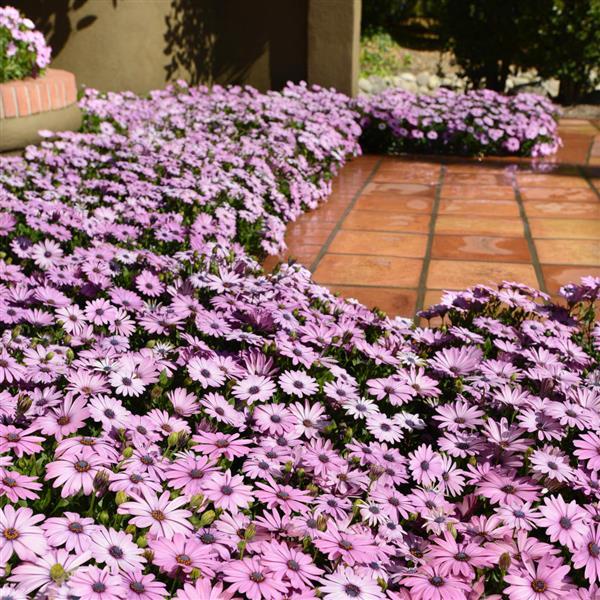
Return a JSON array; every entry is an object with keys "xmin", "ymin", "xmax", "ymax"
[
  {"xmin": 286, "ymin": 224, "xmax": 334, "ymax": 245},
  {"xmin": 374, "ymin": 161, "xmax": 440, "ymax": 185},
  {"xmin": 329, "ymin": 230, "xmax": 428, "ymax": 258},
  {"xmin": 535, "ymin": 239, "xmax": 600, "ymax": 266},
  {"xmin": 354, "ymin": 194, "xmax": 433, "ymax": 213},
  {"xmin": 520, "ymin": 187, "xmax": 598, "ymax": 203},
  {"xmin": 529, "ymin": 218, "xmax": 599, "ymax": 239},
  {"xmin": 427, "ymin": 260, "xmax": 539, "ymax": 289},
  {"xmin": 440, "ymin": 184, "xmax": 515, "ymax": 200},
  {"xmin": 432, "ymin": 235, "xmax": 531, "ymax": 263},
  {"xmin": 343, "ymin": 210, "xmax": 431, "ymax": 233},
  {"xmin": 542, "ymin": 265, "xmax": 600, "ymax": 293},
  {"xmin": 438, "ymin": 198, "xmax": 520, "ymax": 217},
  {"xmin": 516, "ymin": 173, "xmax": 591, "ymax": 188},
  {"xmin": 435, "ymin": 215, "xmax": 524, "ymax": 237},
  {"xmin": 362, "ymin": 182, "xmax": 436, "ymax": 198},
  {"xmin": 327, "ymin": 285, "xmax": 418, "ymax": 316},
  {"xmin": 524, "ymin": 201, "xmax": 600, "ymax": 220},
  {"xmin": 313, "ymin": 254, "xmax": 423, "ymax": 287},
  {"xmin": 423, "ymin": 289, "xmax": 448, "ymax": 308},
  {"xmin": 443, "ymin": 172, "xmax": 513, "ymax": 186}
]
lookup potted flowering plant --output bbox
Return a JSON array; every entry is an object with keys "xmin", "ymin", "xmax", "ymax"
[{"xmin": 0, "ymin": 5, "xmax": 80, "ymax": 151}]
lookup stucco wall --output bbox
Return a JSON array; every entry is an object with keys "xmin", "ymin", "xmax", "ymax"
[{"xmin": 11, "ymin": 0, "xmax": 308, "ymax": 94}]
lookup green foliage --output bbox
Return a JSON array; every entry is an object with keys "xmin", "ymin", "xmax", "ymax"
[
  {"xmin": 435, "ymin": 0, "xmax": 547, "ymax": 92},
  {"xmin": 361, "ymin": 0, "xmax": 418, "ymax": 35},
  {"xmin": 528, "ymin": 0, "xmax": 600, "ymax": 103},
  {"xmin": 360, "ymin": 32, "xmax": 410, "ymax": 78},
  {"xmin": 435, "ymin": 0, "xmax": 600, "ymax": 101}
]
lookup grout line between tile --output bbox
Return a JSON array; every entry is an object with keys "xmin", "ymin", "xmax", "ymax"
[
  {"xmin": 414, "ymin": 165, "xmax": 446, "ymax": 320},
  {"xmin": 310, "ymin": 158, "xmax": 383, "ymax": 273},
  {"xmin": 513, "ymin": 182, "xmax": 548, "ymax": 293}
]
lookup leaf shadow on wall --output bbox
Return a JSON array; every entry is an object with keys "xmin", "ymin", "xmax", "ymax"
[{"xmin": 163, "ymin": 0, "xmax": 308, "ymax": 90}]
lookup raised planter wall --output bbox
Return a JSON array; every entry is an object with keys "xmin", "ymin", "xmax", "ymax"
[{"xmin": 0, "ymin": 69, "xmax": 81, "ymax": 152}]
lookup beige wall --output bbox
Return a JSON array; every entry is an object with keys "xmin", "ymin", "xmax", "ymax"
[
  {"xmin": 12, "ymin": 0, "xmax": 359, "ymax": 96},
  {"xmin": 308, "ymin": 0, "xmax": 361, "ymax": 96}
]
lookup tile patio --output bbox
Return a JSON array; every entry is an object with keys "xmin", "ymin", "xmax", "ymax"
[{"xmin": 263, "ymin": 120, "xmax": 600, "ymax": 318}]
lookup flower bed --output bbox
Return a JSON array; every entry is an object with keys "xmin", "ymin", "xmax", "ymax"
[
  {"xmin": 356, "ymin": 88, "xmax": 561, "ymax": 157},
  {"xmin": 0, "ymin": 81, "xmax": 597, "ymax": 599}
]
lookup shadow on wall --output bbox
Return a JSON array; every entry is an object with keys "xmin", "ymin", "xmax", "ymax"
[
  {"xmin": 164, "ymin": 0, "xmax": 307, "ymax": 89},
  {"xmin": 8, "ymin": 0, "xmax": 111, "ymax": 56},
  {"xmin": 8, "ymin": 0, "xmax": 308, "ymax": 92}
]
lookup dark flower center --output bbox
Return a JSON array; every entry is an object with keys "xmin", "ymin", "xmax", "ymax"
[
  {"xmin": 176, "ymin": 553, "xmax": 192, "ymax": 565},
  {"xmin": 150, "ymin": 510, "xmax": 165, "ymax": 521},
  {"xmin": 2, "ymin": 477, "xmax": 16, "ymax": 487},
  {"xmin": 75, "ymin": 460, "xmax": 91, "ymax": 473},
  {"xmin": 200, "ymin": 532, "xmax": 215, "ymax": 543},
  {"xmin": 3, "ymin": 528, "xmax": 19, "ymax": 540},
  {"xmin": 248, "ymin": 386, "xmax": 260, "ymax": 395},
  {"xmin": 5, "ymin": 433, "xmax": 20, "ymax": 443},
  {"xmin": 339, "ymin": 539, "xmax": 353, "ymax": 551},
  {"xmin": 344, "ymin": 584, "xmax": 360, "ymax": 598},
  {"xmin": 429, "ymin": 576, "xmax": 444, "ymax": 587},
  {"xmin": 68, "ymin": 522, "xmax": 83, "ymax": 533},
  {"xmin": 588, "ymin": 543, "xmax": 600, "ymax": 557},
  {"xmin": 92, "ymin": 583, "xmax": 107, "ymax": 593},
  {"xmin": 108, "ymin": 545, "xmax": 123, "ymax": 558},
  {"xmin": 140, "ymin": 455, "xmax": 154, "ymax": 465},
  {"xmin": 287, "ymin": 559, "xmax": 300, "ymax": 571},
  {"xmin": 189, "ymin": 468, "xmax": 204, "ymax": 479},
  {"xmin": 531, "ymin": 580, "xmax": 547, "ymax": 593},
  {"xmin": 57, "ymin": 416, "xmax": 70, "ymax": 426},
  {"xmin": 559, "ymin": 517, "xmax": 572, "ymax": 529},
  {"xmin": 221, "ymin": 485, "xmax": 233, "ymax": 495},
  {"xmin": 249, "ymin": 571, "xmax": 265, "ymax": 583},
  {"xmin": 547, "ymin": 461, "xmax": 558, "ymax": 470},
  {"xmin": 454, "ymin": 551, "xmax": 469, "ymax": 561},
  {"xmin": 130, "ymin": 581, "xmax": 146, "ymax": 593}
]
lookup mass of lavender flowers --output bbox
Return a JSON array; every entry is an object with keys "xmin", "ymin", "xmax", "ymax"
[
  {"xmin": 357, "ymin": 88, "xmax": 561, "ymax": 157},
  {"xmin": 0, "ymin": 79, "xmax": 597, "ymax": 600},
  {"xmin": 0, "ymin": 6, "xmax": 51, "ymax": 83}
]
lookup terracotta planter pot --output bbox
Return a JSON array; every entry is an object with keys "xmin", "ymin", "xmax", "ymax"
[{"xmin": 0, "ymin": 68, "xmax": 82, "ymax": 152}]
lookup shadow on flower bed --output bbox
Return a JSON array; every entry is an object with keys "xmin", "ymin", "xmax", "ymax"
[{"xmin": 0, "ymin": 81, "xmax": 597, "ymax": 599}]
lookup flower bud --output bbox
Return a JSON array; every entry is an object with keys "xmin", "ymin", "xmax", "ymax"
[
  {"xmin": 199, "ymin": 510, "xmax": 215, "ymax": 526},
  {"xmin": 126, "ymin": 524, "xmax": 137, "ymax": 536},
  {"xmin": 316, "ymin": 516, "xmax": 328, "ymax": 531},
  {"xmin": 190, "ymin": 494, "xmax": 205, "ymax": 510},
  {"xmin": 98, "ymin": 511, "xmax": 110, "ymax": 525},
  {"xmin": 115, "ymin": 491, "xmax": 129, "ymax": 506},
  {"xmin": 499, "ymin": 552, "xmax": 511, "ymax": 572},
  {"xmin": 244, "ymin": 524, "xmax": 256, "ymax": 541},
  {"xmin": 143, "ymin": 549, "xmax": 154, "ymax": 562},
  {"xmin": 122, "ymin": 447, "xmax": 134, "ymax": 459},
  {"xmin": 136, "ymin": 535, "xmax": 148, "ymax": 548}
]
